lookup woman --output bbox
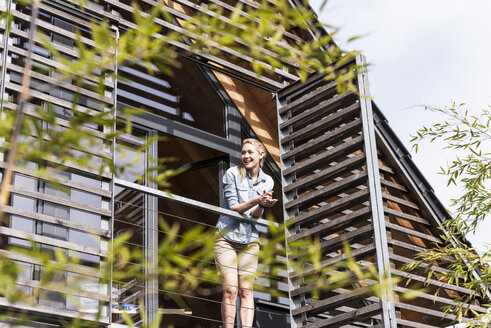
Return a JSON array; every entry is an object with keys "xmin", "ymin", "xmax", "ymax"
[{"xmin": 215, "ymin": 138, "xmax": 277, "ymax": 328}]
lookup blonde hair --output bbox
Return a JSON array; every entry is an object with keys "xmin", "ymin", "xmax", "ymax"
[{"xmin": 238, "ymin": 138, "xmax": 266, "ymax": 180}]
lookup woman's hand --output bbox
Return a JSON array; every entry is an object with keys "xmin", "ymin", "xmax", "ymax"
[
  {"xmin": 249, "ymin": 190, "xmax": 278, "ymax": 218},
  {"xmin": 232, "ymin": 190, "xmax": 277, "ymax": 217},
  {"xmin": 258, "ymin": 190, "xmax": 277, "ymax": 208}
]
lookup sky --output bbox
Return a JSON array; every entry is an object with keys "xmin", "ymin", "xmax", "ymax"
[{"xmin": 309, "ymin": 0, "xmax": 491, "ymax": 252}]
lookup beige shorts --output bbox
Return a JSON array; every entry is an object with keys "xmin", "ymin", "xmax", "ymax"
[{"xmin": 214, "ymin": 235, "xmax": 260, "ymax": 277}]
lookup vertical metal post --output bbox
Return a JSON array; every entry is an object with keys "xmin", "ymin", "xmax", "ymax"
[
  {"xmin": 0, "ymin": 0, "xmax": 11, "ymax": 168},
  {"xmin": 108, "ymin": 23, "xmax": 119, "ymax": 323},
  {"xmin": 275, "ymin": 93, "xmax": 302, "ymax": 328},
  {"xmin": 356, "ymin": 54, "xmax": 397, "ymax": 328},
  {"xmin": 145, "ymin": 129, "xmax": 159, "ymax": 325},
  {"xmin": 0, "ymin": 0, "xmax": 12, "ymax": 116}
]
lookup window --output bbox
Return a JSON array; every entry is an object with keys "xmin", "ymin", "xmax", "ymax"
[{"xmin": 118, "ymin": 57, "xmax": 226, "ymax": 137}]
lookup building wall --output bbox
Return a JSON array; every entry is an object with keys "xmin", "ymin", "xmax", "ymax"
[
  {"xmin": 1, "ymin": 1, "xmax": 486, "ymax": 327},
  {"xmin": 0, "ymin": 0, "xmax": 294, "ymax": 326}
]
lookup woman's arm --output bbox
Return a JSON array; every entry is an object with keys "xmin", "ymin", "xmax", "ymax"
[
  {"xmin": 223, "ymin": 168, "xmax": 276, "ymax": 217},
  {"xmin": 231, "ymin": 197, "xmax": 260, "ymax": 214},
  {"xmin": 235, "ymin": 190, "xmax": 277, "ymax": 218}
]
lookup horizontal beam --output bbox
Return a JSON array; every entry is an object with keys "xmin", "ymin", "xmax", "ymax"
[
  {"xmin": 285, "ymin": 171, "xmax": 368, "ymax": 210},
  {"xmin": 114, "ymin": 178, "xmax": 278, "ymax": 228},
  {"xmin": 279, "ymin": 80, "xmax": 337, "ymax": 115},
  {"xmin": 292, "ymin": 285, "xmax": 375, "ymax": 316},
  {"xmin": 0, "ymin": 297, "xmax": 109, "ymax": 324},
  {"xmin": 2, "ymin": 205, "xmax": 110, "ymax": 237},
  {"xmin": 288, "ymin": 206, "xmax": 371, "ymax": 242},
  {"xmin": 292, "ymin": 188, "xmax": 370, "ymax": 226},
  {"xmin": 284, "ymin": 153, "xmax": 366, "ymax": 193},
  {"xmin": 0, "ymin": 249, "xmax": 102, "ymax": 278},
  {"xmin": 0, "ymin": 226, "xmax": 105, "ymax": 257},
  {"xmin": 303, "ymin": 303, "xmax": 382, "ymax": 328},
  {"xmin": 9, "ymin": 185, "xmax": 111, "ymax": 217},
  {"xmin": 281, "ymin": 118, "xmax": 362, "ymax": 161},
  {"xmin": 283, "ymin": 135, "xmax": 364, "ymax": 177}
]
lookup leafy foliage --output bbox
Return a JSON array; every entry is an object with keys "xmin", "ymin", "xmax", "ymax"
[
  {"xmin": 0, "ymin": 0, "xmax": 373, "ymax": 326},
  {"xmin": 410, "ymin": 103, "xmax": 491, "ymax": 325},
  {"xmin": 411, "ymin": 102, "xmax": 491, "ymax": 235}
]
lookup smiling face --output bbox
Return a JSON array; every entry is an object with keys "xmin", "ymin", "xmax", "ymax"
[{"xmin": 241, "ymin": 142, "xmax": 264, "ymax": 172}]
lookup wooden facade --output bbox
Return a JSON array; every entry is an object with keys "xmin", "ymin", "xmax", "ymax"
[
  {"xmin": 0, "ymin": 0, "xmax": 487, "ymax": 327},
  {"xmin": 277, "ymin": 60, "xmax": 489, "ymax": 328}
]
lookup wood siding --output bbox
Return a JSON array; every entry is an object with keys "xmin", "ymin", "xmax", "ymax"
[{"xmin": 277, "ymin": 59, "xmax": 486, "ymax": 327}]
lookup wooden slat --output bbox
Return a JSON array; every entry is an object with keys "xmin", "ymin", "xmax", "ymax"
[
  {"xmin": 8, "ymin": 45, "xmax": 114, "ymax": 89},
  {"xmin": 385, "ymin": 222, "xmax": 441, "ymax": 243},
  {"xmin": 204, "ymin": 0, "xmax": 305, "ymax": 43},
  {"xmin": 380, "ymin": 178, "xmax": 407, "ymax": 192},
  {"xmin": 383, "ymin": 207, "xmax": 430, "ymax": 226},
  {"xmin": 9, "ymin": 186, "xmax": 111, "ymax": 217},
  {"xmin": 289, "ymin": 207, "xmax": 371, "ymax": 242},
  {"xmin": 0, "ymin": 227, "xmax": 105, "ymax": 257},
  {"xmin": 16, "ymin": 277, "xmax": 110, "ymax": 302},
  {"xmin": 379, "ymin": 164, "xmax": 395, "ymax": 175},
  {"xmin": 291, "ymin": 271, "xmax": 377, "ymax": 298},
  {"xmin": 392, "ymin": 269, "xmax": 474, "ymax": 295},
  {"xmin": 0, "ymin": 161, "xmax": 110, "ymax": 197},
  {"xmin": 290, "ymin": 244, "xmax": 375, "ymax": 284},
  {"xmin": 293, "ymin": 286, "xmax": 374, "ymax": 316},
  {"xmin": 277, "ymin": 73, "xmax": 329, "ymax": 99},
  {"xmin": 0, "ymin": 297, "xmax": 109, "ymax": 323},
  {"xmin": 3, "ymin": 205, "xmax": 110, "ymax": 237},
  {"xmin": 5, "ymin": 82, "xmax": 103, "ymax": 118},
  {"xmin": 279, "ymin": 80, "xmax": 337, "ymax": 115},
  {"xmin": 280, "ymin": 91, "xmax": 355, "ymax": 130},
  {"xmin": 389, "ymin": 254, "xmax": 450, "ymax": 274},
  {"xmin": 283, "ymin": 135, "xmax": 364, "ymax": 177},
  {"xmin": 395, "ymin": 318, "xmax": 442, "ymax": 328},
  {"xmin": 291, "ymin": 224, "xmax": 373, "ymax": 263},
  {"xmin": 6, "ymin": 45, "xmax": 113, "ymax": 88},
  {"xmin": 107, "ymin": 0, "xmax": 299, "ymax": 82},
  {"xmin": 285, "ymin": 171, "xmax": 368, "ymax": 210},
  {"xmin": 0, "ymin": 249, "xmax": 102, "ymax": 278},
  {"xmin": 395, "ymin": 302, "xmax": 465, "ymax": 322},
  {"xmin": 7, "ymin": 63, "xmax": 112, "ymax": 104},
  {"xmin": 303, "ymin": 303, "xmax": 382, "ymax": 328},
  {"xmin": 393, "ymin": 285, "xmax": 488, "ymax": 313},
  {"xmin": 2, "ymin": 104, "xmax": 108, "ymax": 140},
  {"xmin": 293, "ymin": 188, "xmax": 370, "ymax": 226},
  {"xmin": 42, "ymin": 0, "xmax": 118, "ymax": 21},
  {"xmin": 388, "ymin": 238, "xmax": 427, "ymax": 254},
  {"xmin": 43, "ymin": 154, "xmax": 112, "ymax": 179},
  {"xmin": 290, "ymin": 244, "xmax": 376, "ymax": 288},
  {"xmin": 168, "ymin": 0, "xmax": 303, "ymax": 58},
  {"xmin": 19, "ymin": 130, "xmax": 112, "ymax": 161},
  {"xmin": 284, "ymin": 153, "xmax": 366, "ymax": 193},
  {"xmin": 11, "ymin": 9, "xmax": 98, "ymax": 48},
  {"xmin": 9, "ymin": 27, "xmax": 79, "ymax": 59},
  {"xmin": 281, "ymin": 102, "xmax": 360, "ymax": 145},
  {"xmin": 38, "ymin": 2, "xmax": 97, "ymax": 28},
  {"xmin": 115, "ymin": 15, "xmax": 285, "ymax": 89},
  {"xmin": 0, "ymin": 140, "xmax": 113, "ymax": 177},
  {"xmin": 317, "ymin": 223, "xmax": 373, "ymax": 254},
  {"xmin": 382, "ymin": 193, "xmax": 420, "ymax": 210},
  {"xmin": 282, "ymin": 118, "xmax": 362, "ymax": 161},
  {"xmin": 164, "ymin": 0, "xmax": 303, "ymax": 70}
]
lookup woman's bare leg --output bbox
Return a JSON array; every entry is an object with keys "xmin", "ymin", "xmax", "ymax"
[
  {"xmin": 221, "ymin": 272, "xmax": 238, "ymax": 328},
  {"xmin": 239, "ymin": 275, "xmax": 255, "ymax": 328}
]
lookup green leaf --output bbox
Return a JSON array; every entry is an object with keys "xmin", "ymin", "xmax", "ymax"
[{"xmin": 92, "ymin": 20, "xmax": 112, "ymax": 52}]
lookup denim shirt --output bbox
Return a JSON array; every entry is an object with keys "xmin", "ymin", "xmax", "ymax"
[{"xmin": 216, "ymin": 166, "xmax": 274, "ymax": 244}]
